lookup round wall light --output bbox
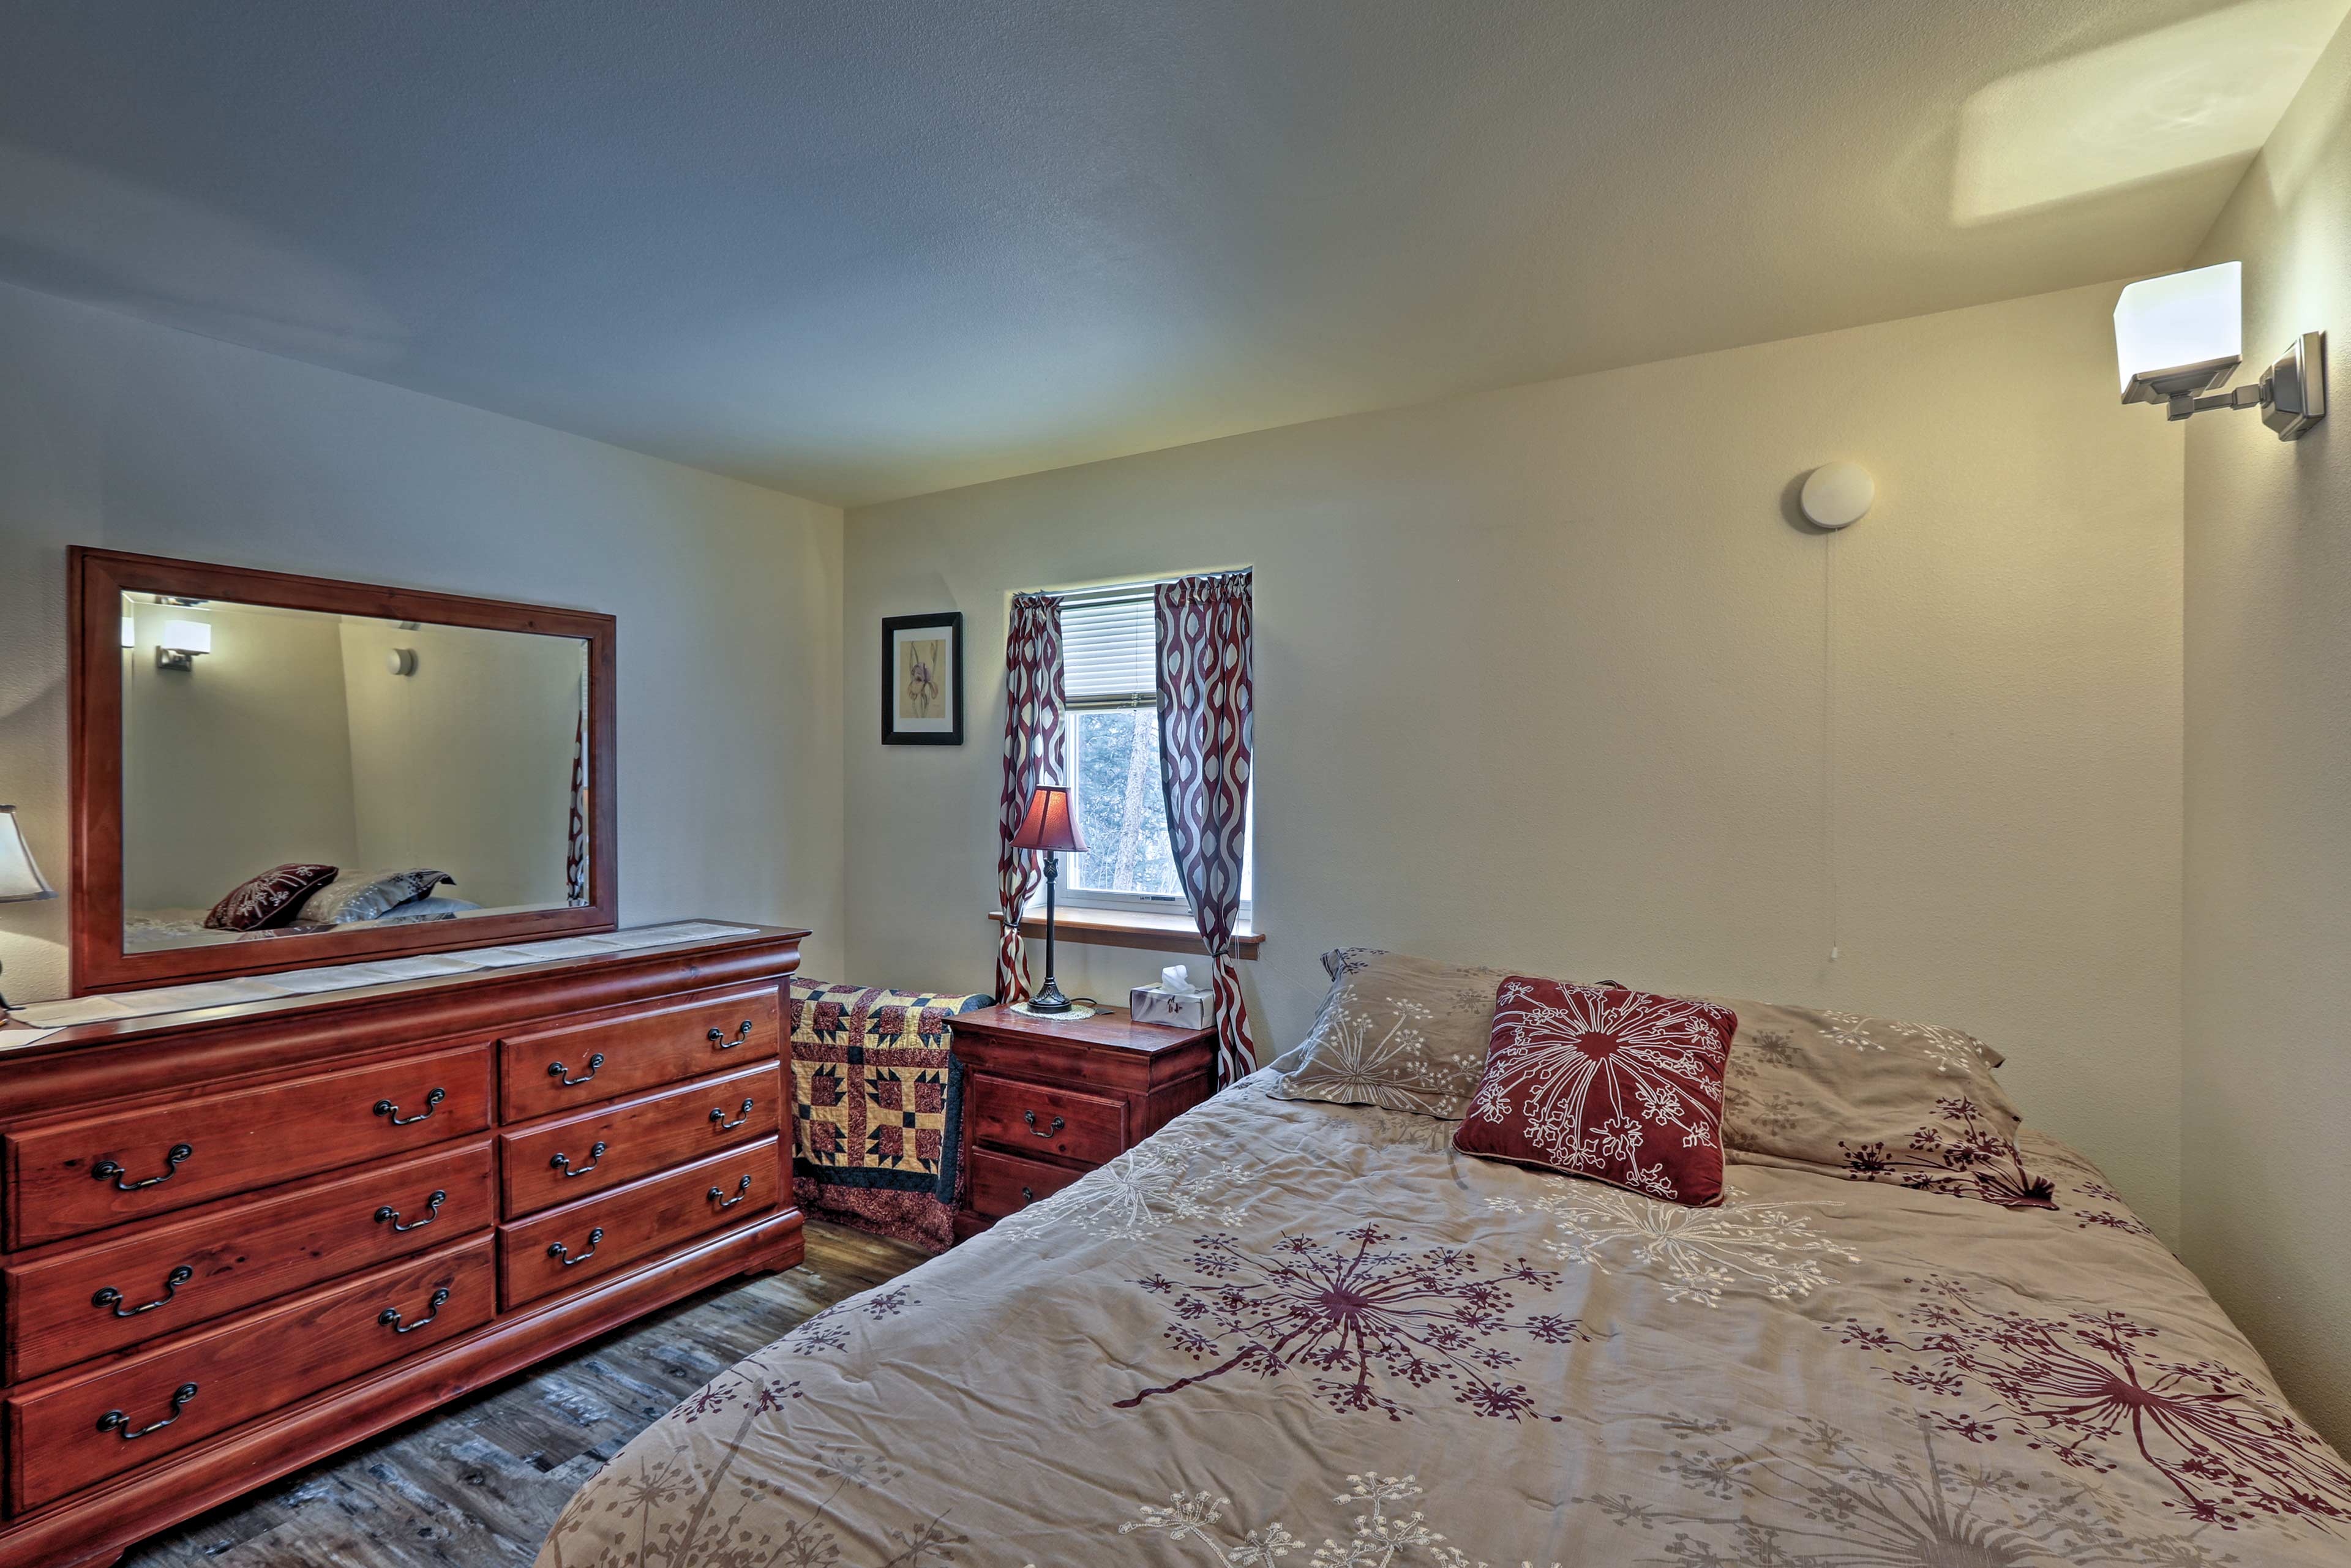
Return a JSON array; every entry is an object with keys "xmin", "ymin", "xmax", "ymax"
[
  {"xmin": 385, "ymin": 648, "xmax": 418, "ymax": 677},
  {"xmin": 1799, "ymin": 462, "xmax": 1874, "ymax": 530}
]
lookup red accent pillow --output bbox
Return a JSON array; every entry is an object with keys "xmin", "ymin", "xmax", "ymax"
[
  {"xmin": 204, "ymin": 863, "xmax": 339, "ymax": 931},
  {"xmin": 1453, "ymin": 978, "xmax": 1738, "ymax": 1206}
]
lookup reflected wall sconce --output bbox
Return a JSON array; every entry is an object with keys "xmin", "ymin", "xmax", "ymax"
[
  {"xmin": 156, "ymin": 619, "xmax": 212, "ymax": 672},
  {"xmin": 1800, "ymin": 462, "xmax": 1874, "ymax": 530},
  {"xmin": 385, "ymin": 648, "xmax": 418, "ymax": 677},
  {"xmin": 2116, "ymin": 262, "xmax": 2326, "ymax": 439}
]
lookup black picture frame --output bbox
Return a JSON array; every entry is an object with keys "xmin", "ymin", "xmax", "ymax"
[{"xmin": 881, "ymin": 611, "xmax": 964, "ymax": 745}]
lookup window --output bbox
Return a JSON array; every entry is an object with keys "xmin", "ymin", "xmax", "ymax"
[{"xmin": 1038, "ymin": 582, "xmax": 1251, "ymax": 921}]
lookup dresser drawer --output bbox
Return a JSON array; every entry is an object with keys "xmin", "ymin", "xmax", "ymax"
[
  {"xmin": 6, "ymin": 1045, "xmax": 493, "ymax": 1248},
  {"xmin": 968, "ymin": 1073, "xmax": 1127, "ymax": 1166},
  {"xmin": 6, "ymin": 1138, "xmax": 494, "ymax": 1384},
  {"xmin": 6, "ymin": 1236, "xmax": 493, "ymax": 1513},
  {"xmin": 498, "ymin": 1138, "xmax": 781, "ymax": 1309},
  {"xmin": 498, "ymin": 987, "xmax": 782, "ymax": 1121},
  {"xmin": 966, "ymin": 1147, "xmax": 1087, "ymax": 1221},
  {"xmin": 500, "ymin": 1061, "xmax": 781, "ymax": 1217}
]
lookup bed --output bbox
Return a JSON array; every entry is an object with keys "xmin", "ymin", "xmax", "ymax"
[{"xmin": 534, "ymin": 988, "xmax": 2351, "ymax": 1568}]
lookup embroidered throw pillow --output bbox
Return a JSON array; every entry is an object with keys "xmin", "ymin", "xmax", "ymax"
[
  {"xmin": 292, "ymin": 867, "xmax": 456, "ymax": 925},
  {"xmin": 1712, "ymin": 998, "xmax": 2049, "ymax": 1209},
  {"xmin": 1268, "ymin": 947, "xmax": 1515, "ymax": 1118},
  {"xmin": 1454, "ymin": 978, "xmax": 1738, "ymax": 1206},
  {"xmin": 203, "ymin": 863, "xmax": 340, "ymax": 931}
]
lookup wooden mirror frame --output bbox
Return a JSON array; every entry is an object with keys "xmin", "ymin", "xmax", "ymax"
[{"xmin": 68, "ymin": 548, "xmax": 618, "ymax": 994}]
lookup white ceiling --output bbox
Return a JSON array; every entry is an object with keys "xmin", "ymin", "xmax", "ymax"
[{"xmin": 0, "ymin": 0, "xmax": 2341, "ymax": 506}]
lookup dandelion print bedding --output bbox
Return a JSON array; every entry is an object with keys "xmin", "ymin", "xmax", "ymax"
[{"xmin": 536, "ymin": 1073, "xmax": 2351, "ymax": 1568}]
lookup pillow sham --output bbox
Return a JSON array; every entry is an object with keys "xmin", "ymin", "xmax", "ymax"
[
  {"xmin": 1454, "ymin": 978, "xmax": 1737, "ymax": 1206},
  {"xmin": 293, "ymin": 868, "xmax": 456, "ymax": 925},
  {"xmin": 203, "ymin": 863, "xmax": 339, "ymax": 931},
  {"xmin": 1268, "ymin": 947, "xmax": 1514, "ymax": 1118},
  {"xmin": 1712, "ymin": 998, "xmax": 2052, "ymax": 1209}
]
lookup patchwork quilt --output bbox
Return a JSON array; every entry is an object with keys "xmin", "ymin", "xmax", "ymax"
[
  {"xmin": 787, "ymin": 978, "xmax": 990, "ymax": 1253},
  {"xmin": 541, "ymin": 1071, "xmax": 2351, "ymax": 1568}
]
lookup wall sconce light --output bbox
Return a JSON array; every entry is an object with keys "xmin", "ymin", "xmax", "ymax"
[
  {"xmin": 2116, "ymin": 261, "xmax": 2326, "ymax": 439},
  {"xmin": 384, "ymin": 648, "xmax": 418, "ymax": 677},
  {"xmin": 156, "ymin": 619, "xmax": 212, "ymax": 672}
]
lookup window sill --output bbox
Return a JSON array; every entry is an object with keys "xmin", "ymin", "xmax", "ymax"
[{"xmin": 989, "ymin": 907, "xmax": 1263, "ymax": 959}]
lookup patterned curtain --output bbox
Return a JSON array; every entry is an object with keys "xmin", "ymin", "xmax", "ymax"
[
  {"xmin": 1155, "ymin": 570, "xmax": 1254, "ymax": 1084},
  {"xmin": 996, "ymin": 593, "xmax": 1068, "ymax": 1002},
  {"xmin": 564, "ymin": 677, "xmax": 590, "ymax": 906}
]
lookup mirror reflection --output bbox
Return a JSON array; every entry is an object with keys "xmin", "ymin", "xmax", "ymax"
[{"xmin": 120, "ymin": 593, "xmax": 591, "ymax": 953}]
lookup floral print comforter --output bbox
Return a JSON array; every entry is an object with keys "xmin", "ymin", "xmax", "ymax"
[{"xmin": 536, "ymin": 1074, "xmax": 2351, "ymax": 1568}]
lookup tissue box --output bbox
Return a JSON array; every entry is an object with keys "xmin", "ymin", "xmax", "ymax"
[{"xmin": 1131, "ymin": 985, "xmax": 1210, "ymax": 1030}]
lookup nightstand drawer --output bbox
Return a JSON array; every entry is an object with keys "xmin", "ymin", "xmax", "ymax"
[
  {"xmin": 967, "ymin": 1075, "xmax": 1127, "ymax": 1165},
  {"xmin": 966, "ymin": 1148, "xmax": 1086, "ymax": 1220}
]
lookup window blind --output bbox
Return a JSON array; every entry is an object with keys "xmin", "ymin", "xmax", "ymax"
[{"xmin": 1059, "ymin": 584, "xmax": 1157, "ymax": 705}]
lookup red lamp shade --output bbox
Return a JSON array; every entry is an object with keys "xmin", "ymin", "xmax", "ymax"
[{"xmin": 1011, "ymin": 784, "xmax": 1087, "ymax": 854}]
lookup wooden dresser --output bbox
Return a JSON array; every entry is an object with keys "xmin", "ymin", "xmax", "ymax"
[
  {"xmin": 0, "ymin": 924, "xmax": 806, "ymax": 1568},
  {"xmin": 948, "ymin": 1004, "xmax": 1217, "ymax": 1242}
]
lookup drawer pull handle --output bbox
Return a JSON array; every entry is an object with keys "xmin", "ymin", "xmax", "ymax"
[
  {"xmin": 550, "ymin": 1142, "xmax": 607, "ymax": 1179},
  {"xmin": 708, "ymin": 1019, "xmax": 756, "ymax": 1049},
  {"xmin": 708, "ymin": 1174, "xmax": 753, "ymax": 1210},
  {"xmin": 710, "ymin": 1098, "xmax": 755, "ymax": 1132},
  {"xmin": 91, "ymin": 1143, "xmax": 193, "ymax": 1191},
  {"xmin": 373, "ymin": 1087, "xmax": 446, "ymax": 1127},
  {"xmin": 1021, "ymin": 1185, "xmax": 1037, "ymax": 1204},
  {"xmin": 549, "ymin": 1227, "xmax": 603, "ymax": 1267},
  {"xmin": 548, "ymin": 1052, "xmax": 605, "ymax": 1087},
  {"xmin": 96, "ymin": 1382, "xmax": 198, "ymax": 1441},
  {"xmin": 92, "ymin": 1264, "xmax": 196, "ymax": 1319},
  {"xmin": 378, "ymin": 1286, "xmax": 451, "ymax": 1335},
  {"xmin": 1023, "ymin": 1111, "xmax": 1065, "ymax": 1138},
  {"xmin": 375, "ymin": 1190, "xmax": 447, "ymax": 1232}
]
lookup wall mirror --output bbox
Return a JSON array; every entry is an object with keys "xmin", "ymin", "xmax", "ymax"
[{"xmin": 69, "ymin": 549, "xmax": 617, "ymax": 993}]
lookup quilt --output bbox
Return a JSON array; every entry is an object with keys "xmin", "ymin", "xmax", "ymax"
[
  {"xmin": 788, "ymin": 978, "xmax": 990, "ymax": 1253},
  {"xmin": 540, "ymin": 1071, "xmax": 2351, "ymax": 1568}
]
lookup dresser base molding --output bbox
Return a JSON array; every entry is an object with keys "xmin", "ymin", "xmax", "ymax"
[{"xmin": 0, "ymin": 1212, "xmax": 800, "ymax": 1568}]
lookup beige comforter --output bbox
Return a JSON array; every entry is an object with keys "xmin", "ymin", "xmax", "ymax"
[{"xmin": 537, "ymin": 1074, "xmax": 2351, "ymax": 1567}]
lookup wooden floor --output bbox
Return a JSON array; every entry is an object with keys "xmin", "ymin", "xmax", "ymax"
[{"xmin": 116, "ymin": 1221, "xmax": 931, "ymax": 1568}]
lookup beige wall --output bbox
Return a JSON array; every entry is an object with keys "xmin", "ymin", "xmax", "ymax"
[
  {"xmin": 0, "ymin": 276, "xmax": 848, "ymax": 997},
  {"xmin": 845, "ymin": 280, "xmax": 2188, "ymax": 1239},
  {"xmin": 2183, "ymin": 18, "xmax": 2351, "ymax": 1445}
]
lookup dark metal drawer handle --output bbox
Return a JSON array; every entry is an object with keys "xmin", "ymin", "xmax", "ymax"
[
  {"xmin": 1020, "ymin": 1185, "xmax": 1037, "ymax": 1204},
  {"xmin": 91, "ymin": 1143, "xmax": 193, "ymax": 1191},
  {"xmin": 378, "ymin": 1286, "xmax": 450, "ymax": 1335},
  {"xmin": 550, "ymin": 1142, "xmax": 607, "ymax": 1179},
  {"xmin": 1023, "ymin": 1111, "xmax": 1065, "ymax": 1138},
  {"xmin": 96, "ymin": 1382, "xmax": 198, "ymax": 1441},
  {"xmin": 373, "ymin": 1087, "xmax": 446, "ymax": 1127},
  {"xmin": 710, "ymin": 1098, "xmax": 754, "ymax": 1132},
  {"xmin": 708, "ymin": 1175, "xmax": 753, "ymax": 1210},
  {"xmin": 707, "ymin": 1019, "xmax": 756, "ymax": 1049},
  {"xmin": 375, "ymin": 1189, "xmax": 447, "ymax": 1232},
  {"xmin": 549, "ymin": 1227, "xmax": 603, "ymax": 1267},
  {"xmin": 548, "ymin": 1052, "xmax": 605, "ymax": 1087},
  {"xmin": 92, "ymin": 1264, "xmax": 195, "ymax": 1319}
]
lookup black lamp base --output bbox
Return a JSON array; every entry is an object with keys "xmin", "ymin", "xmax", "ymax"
[
  {"xmin": 1026, "ymin": 849, "xmax": 1073, "ymax": 1014},
  {"xmin": 1026, "ymin": 978, "xmax": 1073, "ymax": 1014}
]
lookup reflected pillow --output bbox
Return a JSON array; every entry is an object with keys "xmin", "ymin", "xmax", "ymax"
[
  {"xmin": 1269, "ymin": 947, "xmax": 1515, "ymax": 1118},
  {"xmin": 370, "ymin": 895, "xmax": 482, "ymax": 925},
  {"xmin": 1713, "ymin": 998, "xmax": 2052, "ymax": 1210},
  {"xmin": 293, "ymin": 868, "xmax": 456, "ymax": 925},
  {"xmin": 203, "ymin": 863, "xmax": 339, "ymax": 931},
  {"xmin": 1455, "ymin": 978, "xmax": 1737, "ymax": 1206}
]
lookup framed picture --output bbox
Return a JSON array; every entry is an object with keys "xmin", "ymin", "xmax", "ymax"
[{"xmin": 882, "ymin": 612, "xmax": 964, "ymax": 745}]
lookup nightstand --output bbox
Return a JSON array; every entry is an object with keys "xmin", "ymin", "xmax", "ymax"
[{"xmin": 949, "ymin": 1004, "xmax": 1218, "ymax": 1240}]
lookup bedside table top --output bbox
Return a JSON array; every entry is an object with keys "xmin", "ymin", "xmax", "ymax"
[{"xmin": 949, "ymin": 1003, "xmax": 1212, "ymax": 1056}]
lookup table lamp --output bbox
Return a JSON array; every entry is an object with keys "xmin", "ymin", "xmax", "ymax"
[
  {"xmin": 1010, "ymin": 784, "xmax": 1086, "ymax": 1014},
  {"xmin": 0, "ymin": 806, "xmax": 58, "ymax": 1013}
]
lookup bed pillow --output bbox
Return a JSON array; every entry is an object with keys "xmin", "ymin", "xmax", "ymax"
[
  {"xmin": 1712, "ymin": 998, "xmax": 2051, "ymax": 1209},
  {"xmin": 1454, "ymin": 978, "xmax": 1737, "ymax": 1206},
  {"xmin": 1268, "ymin": 947, "xmax": 1515, "ymax": 1117},
  {"xmin": 369, "ymin": 895, "xmax": 482, "ymax": 925},
  {"xmin": 293, "ymin": 868, "xmax": 456, "ymax": 925},
  {"xmin": 203, "ymin": 863, "xmax": 339, "ymax": 931}
]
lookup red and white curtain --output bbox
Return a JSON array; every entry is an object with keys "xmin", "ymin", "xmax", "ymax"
[
  {"xmin": 995, "ymin": 593, "xmax": 1067, "ymax": 1003},
  {"xmin": 1155, "ymin": 571, "xmax": 1254, "ymax": 1084}
]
